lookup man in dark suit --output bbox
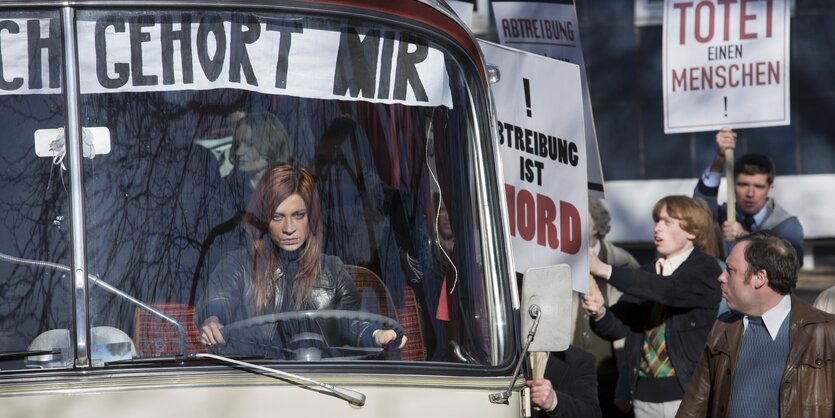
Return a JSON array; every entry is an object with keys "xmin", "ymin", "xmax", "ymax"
[{"xmin": 526, "ymin": 345, "xmax": 602, "ymax": 418}]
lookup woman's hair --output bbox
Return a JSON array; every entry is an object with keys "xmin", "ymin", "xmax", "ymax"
[
  {"xmin": 652, "ymin": 195, "xmax": 720, "ymax": 257},
  {"xmin": 231, "ymin": 112, "xmax": 290, "ymax": 167},
  {"xmin": 245, "ymin": 164, "xmax": 322, "ymax": 312}
]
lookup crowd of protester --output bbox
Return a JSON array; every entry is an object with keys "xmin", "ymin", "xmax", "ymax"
[{"xmin": 526, "ymin": 129, "xmax": 835, "ymax": 418}]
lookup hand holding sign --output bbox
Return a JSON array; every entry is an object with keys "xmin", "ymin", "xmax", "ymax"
[
  {"xmin": 715, "ymin": 128, "xmax": 736, "ymax": 155},
  {"xmin": 581, "ymin": 278, "xmax": 605, "ymax": 320}
]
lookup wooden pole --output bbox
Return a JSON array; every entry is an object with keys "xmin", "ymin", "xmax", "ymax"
[
  {"xmin": 528, "ymin": 351, "xmax": 548, "ymax": 413},
  {"xmin": 531, "ymin": 351, "xmax": 548, "ymax": 379},
  {"xmin": 725, "ymin": 147, "xmax": 735, "ymax": 224}
]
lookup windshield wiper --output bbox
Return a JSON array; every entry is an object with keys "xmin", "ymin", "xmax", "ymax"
[
  {"xmin": 195, "ymin": 353, "xmax": 366, "ymax": 406},
  {"xmin": 103, "ymin": 353, "xmax": 270, "ymax": 365},
  {"xmin": 0, "ymin": 349, "xmax": 61, "ymax": 361},
  {"xmin": 102, "ymin": 353, "xmax": 366, "ymax": 406}
]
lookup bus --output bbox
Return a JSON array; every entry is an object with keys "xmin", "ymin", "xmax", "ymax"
[{"xmin": 0, "ymin": 1, "xmax": 568, "ymax": 416}]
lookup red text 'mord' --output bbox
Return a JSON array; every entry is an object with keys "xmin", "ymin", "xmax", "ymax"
[{"xmin": 505, "ymin": 184, "xmax": 581, "ymax": 254}]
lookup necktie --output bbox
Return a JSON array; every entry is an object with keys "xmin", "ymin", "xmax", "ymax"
[
  {"xmin": 743, "ymin": 214, "xmax": 756, "ymax": 231},
  {"xmin": 639, "ymin": 260, "xmax": 675, "ymax": 377}
]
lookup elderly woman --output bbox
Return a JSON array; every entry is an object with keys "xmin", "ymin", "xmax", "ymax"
[{"xmin": 197, "ymin": 164, "xmax": 404, "ymax": 358}]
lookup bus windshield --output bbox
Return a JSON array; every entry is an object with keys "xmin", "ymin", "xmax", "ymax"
[{"xmin": 0, "ymin": 7, "xmax": 509, "ymax": 370}]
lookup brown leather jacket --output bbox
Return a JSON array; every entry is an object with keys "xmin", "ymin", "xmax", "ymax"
[{"xmin": 677, "ymin": 296, "xmax": 835, "ymax": 418}]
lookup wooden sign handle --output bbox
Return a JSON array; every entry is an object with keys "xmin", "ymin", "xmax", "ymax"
[{"xmin": 725, "ymin": 148, "xmax": 734, "ymax": 224}]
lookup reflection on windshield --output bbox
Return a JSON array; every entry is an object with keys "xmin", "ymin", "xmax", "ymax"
[
  {"xmin": 0, "ymin": 91, "xmax": 70, "ymax": 370},
  {"xmin": 77, "ymin": 90, "xmax": 490, "ymax": 365},
  {"xmin": 0, "ymin": 8, "xmax": 497, "ymax": 371}
]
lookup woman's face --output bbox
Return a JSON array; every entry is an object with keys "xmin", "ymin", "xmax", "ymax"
[
  {"xmin": 233, "ymin": 123, "xmax": 269, "ymax": 173},
  {"xmin": 269, "ymin": 193, "xmax": 310, "ymax": 252}
]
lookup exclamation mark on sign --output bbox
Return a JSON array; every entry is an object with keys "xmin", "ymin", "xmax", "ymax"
[
  {"xmin": 523, "ymin": 78, "xmax": 532, "ymax": 117},
  {"xmin": 724, "ymin": 96, "xmax": 728, "ymax": 117}
]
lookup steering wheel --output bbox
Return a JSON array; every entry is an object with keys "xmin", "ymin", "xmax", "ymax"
[{"xmin": 220, "ymin": 310, "xmax": 404, "ymax": 361}]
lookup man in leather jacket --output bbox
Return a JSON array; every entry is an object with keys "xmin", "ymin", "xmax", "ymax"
[{"xmin": 677, "ymin": 231, "xmax": 835, "ymax": 418}]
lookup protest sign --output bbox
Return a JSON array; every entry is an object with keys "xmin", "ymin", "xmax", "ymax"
[
  {"xmin": 480, "ymin": 40, "xmax": 589, "ymax": 293},
  {"xmin": 491, "ymin": 0, "xmax": 604, "ymax": 197},
  {"xmin": 0, "ymin": 12, "xmax": 452, "ymax": 108},
  {"xmin": 663, "ymin": 0, "xmax": 790, "ymax": 133}
]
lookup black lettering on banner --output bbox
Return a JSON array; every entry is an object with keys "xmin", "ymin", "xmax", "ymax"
[
  {"xmin": 197, "ymin": 13, "xmax": 226, "ymax": 82},
  {"xmin": 229, "ymin": 13, "xmax": 259, "ymax": 85},
  {"xmin": 266, "ymin": 20, "xmax": 302, "ymax": 89},
  {"xmin": 393, "ymin": 32, "xmax": 428, "ymax": 102},
  {"xmin": 376, "ymin": 31, "xmax": 396, "ymax": 99},
  {"xmin": 568, "ymin": 142, "xmax": 579, "ymax": 166},
  {"xmin": 95, "ymin": 16, "xmax": 129, "ymax": 89},
  {"xmin": 513, "ymin": 122, "xmax": 523, "ymax": 149},
  {"xmin": 520, "ymin": 156, "xmax": 545, "ymax": 186},
  {"xmin": 27, "ymin": 18, "xmax": 60, "ymax": 89},
  {"xmin": 333, "ymin": 27, "xmax": 379, "ymax": 98},
  {"xmin": 556, "ymin": 136, "xmax": 568, "ymax": 163},
  {"xmin": 0, "ymin": 20, "xmax": 23, "ymax": 90},
  {"xmin": 498, "ymin": 120, "xmax": 580, "ymax": 168},
  {"xmin": 160, "ymin": 14, "xmax": 193, "ymax": 85},
  {"xmin": 129, "ymin": 15, "xmax": 158, "ymax": 87}
]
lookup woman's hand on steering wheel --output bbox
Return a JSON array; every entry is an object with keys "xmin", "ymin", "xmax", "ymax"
[
  {"xmin": 372, "ymin": 329, "xmax": 407, "ymax": 349},
  {"xmin": 200, "ymin": 315, "xmax": 226, "ymax": 346}
]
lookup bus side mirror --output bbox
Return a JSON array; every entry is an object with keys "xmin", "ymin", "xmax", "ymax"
[{"xmin": 521, "ymin": 264, "xmax": 572, "ymax": 352}]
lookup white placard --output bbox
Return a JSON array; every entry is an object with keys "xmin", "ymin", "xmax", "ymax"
[
  {"xmin": 480, "ymin": 40, "xmax": 589, "ymax": 294},
  {"xmin": 663, "ymin": 0, "xmax": 790, "ymax": 133},
  {"xmin": 491, "ymin": 1, "xmax": 604, "ymax": 197}
]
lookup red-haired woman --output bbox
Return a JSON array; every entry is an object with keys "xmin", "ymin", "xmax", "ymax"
[{"xmin": 197, "ymin": 164, "xmax": 404, "ymax": 357}]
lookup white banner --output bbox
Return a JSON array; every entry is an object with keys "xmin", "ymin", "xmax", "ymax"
[
  {"xmin": 491, "ymin": 0, "xmax": 604, "ymax": 197},
  {"xmin": 0, "ymin": 13, "xmax": 453, "ymax": 108},
  {"xmin": 480, "ymin": 40, "xmax": 589, "ymax": 293},
  {"xmin": 663, "ymin": 0, "xmax": 790, "ymax": 133}
]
